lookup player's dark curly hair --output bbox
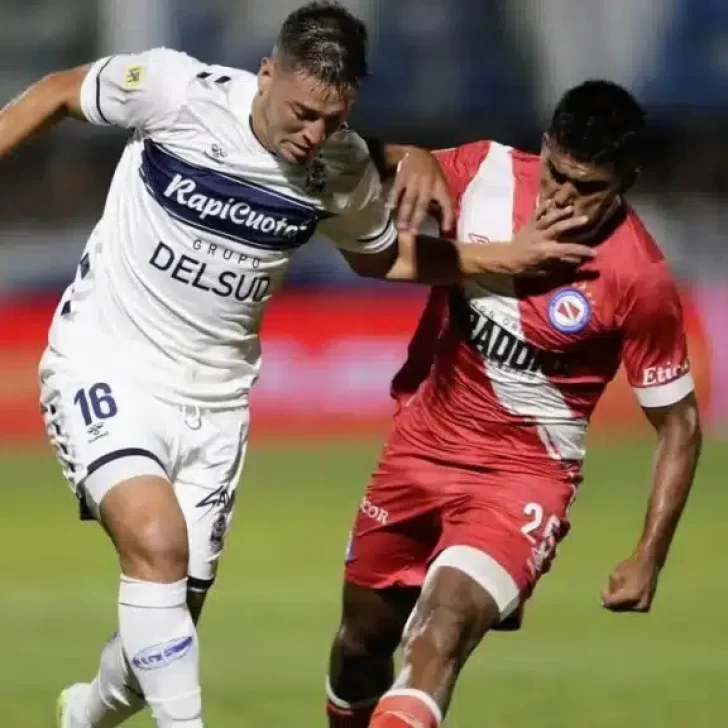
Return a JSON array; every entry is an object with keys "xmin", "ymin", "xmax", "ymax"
[
  {"xmin": 275, "ymin": 1, "xmax": 368, "ymax": 90},
  {"xmin": 549, "ymin": 80, "xmax": 646, "ymax": 168}
]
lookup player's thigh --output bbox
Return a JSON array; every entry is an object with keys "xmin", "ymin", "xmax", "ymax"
[
  {"xmin": 173, "ymin": 406, "xmax": 249, "ymax": 592},
  {"xmin": 402, "ymin": 564, "xmax": 501, "ymax": 666},
  {"xmin": 38, "ymin": 351, "xmax": 171, "ymax": 518},
  {"xmin": 436, "ymin": 477, "xmax": 575, "ymax": 624},
  {"xmin": 344, "ymin": 456, "xmax": 442, "ymax": 592}
]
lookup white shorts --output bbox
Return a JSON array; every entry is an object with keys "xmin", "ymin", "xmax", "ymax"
[{"xmin": 38, "ymin": 348, "xmax": 248, "ymax": 590}]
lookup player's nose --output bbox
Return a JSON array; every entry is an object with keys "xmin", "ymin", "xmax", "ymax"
[
  {"xmin": 302, "ymin": 119, "xmax": 327, "ymax": 148},
  {"xmin": 553, "ymin": 183, "xmax": 576, "ymax": 208}
]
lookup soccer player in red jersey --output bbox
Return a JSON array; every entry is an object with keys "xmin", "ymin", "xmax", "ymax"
[{"xmin": 324, "ymin": 81, "xmax": 703, "ymax": 728}]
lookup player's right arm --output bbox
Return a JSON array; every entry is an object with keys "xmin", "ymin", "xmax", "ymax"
[
  {"xmin": 0, "ymin": 49, "xmax": 194, "ymax": 158},
  {"xmin": 322, "ymin": 139, "xmax": 594, "ymax": 282},
  {"xmin": 0, "ymin": 65, "xmax": 88, "ymax": 157},
  {"xmin": 338, "ymin": 203, "xmax": 593, "ymax": 282}
]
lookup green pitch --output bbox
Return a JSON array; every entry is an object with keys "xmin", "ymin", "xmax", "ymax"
[{"xmin": 2, "ymin": 437, "xmax": 726, "ymax": 727}]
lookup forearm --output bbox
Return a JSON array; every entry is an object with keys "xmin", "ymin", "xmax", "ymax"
[
  {"xmin": 381, "ymin": 144, "xmax": 416, "ymax": 172},
  {"xmin": 0, "ymin": 69, "xmax": 85, "ymax": 159},
  {"xmin": 636, "ymin": 418, "xmax": 702, "ymax": 568},
  {"xmin": 383, "ymin": 232, "xmax": 511, "ymax": 283},
  {"xmin": 343, "ymin": 209, "xmax": 592, "ymax": 281},
  {"xmin": 363, "ymin": 139, "xmax": 418, "ymax": 178}
]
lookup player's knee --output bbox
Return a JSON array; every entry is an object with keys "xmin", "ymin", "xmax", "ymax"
[
  {"xmin": 100, "ymin": 475, "xmax": 189, "ymax": 582},
  {"xmin": 335, "ymin": 613, "xmax": 398, "ymax": 662},
  {"xmin": 335, "ymin": 583, "xmax": 411, "ymax": 662},
  {"xmin": 330, "ymin": 584, "xmax": 410, "ymax": 703},
  {"xmin": 122, "ymin": 514, "xmax": 189, "ymax": 581}
]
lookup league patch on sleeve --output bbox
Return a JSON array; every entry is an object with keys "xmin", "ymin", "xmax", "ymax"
[{"xmin": 123, "ymin": 64, "xmax": 145, "ymax": 90}]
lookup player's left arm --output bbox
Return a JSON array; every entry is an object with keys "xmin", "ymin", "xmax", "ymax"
[{"xmin": 601, "ymin": 261, "xmax": 702, "ymax": 614}]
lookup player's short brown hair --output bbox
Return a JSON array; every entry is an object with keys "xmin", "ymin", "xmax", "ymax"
[{"xmin": 275, "ymin": 1, "xmax": 368, "ymax": 90}]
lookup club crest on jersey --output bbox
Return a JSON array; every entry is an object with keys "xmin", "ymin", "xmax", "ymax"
[
  {"xmin": 548, "ymin": 287, "xmax": 592, "ymax": 334},
  {"xmin": 304, "ymin": 156, "xmax": 327, "ymax": 195}
]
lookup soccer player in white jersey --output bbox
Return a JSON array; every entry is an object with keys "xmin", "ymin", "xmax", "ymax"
[{"xmin": 0, "ymin": 3, "xmax": 595, "ymax": 727}]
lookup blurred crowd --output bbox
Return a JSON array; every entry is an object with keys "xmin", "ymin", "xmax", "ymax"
[{"xmin": 0, "ymin": 0, "xmax": 726, "ymax": 295}]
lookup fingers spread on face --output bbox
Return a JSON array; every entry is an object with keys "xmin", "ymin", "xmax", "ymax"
[
  {"xmin": 536, "ymin": 205, "xmax": 574, "ymax": 229},
  {"xmin": 547, "ymin": 215, "xmax": 590, "ymax": 238}
]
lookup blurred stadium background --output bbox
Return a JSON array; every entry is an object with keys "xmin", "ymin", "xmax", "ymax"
[{"xmin": 1, "ymin": 1, "xmax": 726, "ymax": 726}]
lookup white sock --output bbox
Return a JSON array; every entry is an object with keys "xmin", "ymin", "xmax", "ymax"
[
  {"xmin": 118, "ymin": 576, "xmax": 203, "ymax": 728},
  {"xmin": 80, "ymin": 632, "xmax": 146, "ymax": 727}
]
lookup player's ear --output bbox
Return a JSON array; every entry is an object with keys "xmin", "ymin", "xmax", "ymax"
[{"xmin": 258, "ymin": 57, "xmax": 274, "ymax": 95}]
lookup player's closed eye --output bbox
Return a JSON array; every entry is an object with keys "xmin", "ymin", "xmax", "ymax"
[
  {"xmin": 573, "ymin": 178, "xmax": 609, "ymax": 195},
  {"xmin": 549, "ymin": 161, "xmax": 608, "ymax": 196},
  {"xmin": 292, "ymin": 104, "xmax": 344, "ymax": 135},
  {"xmin": 548, "ymin": 162, "xmax": 569, "ymax": 186},
  {"xmin": 291, "ymin": 104, "xmax": 317, "ymax": 122}
]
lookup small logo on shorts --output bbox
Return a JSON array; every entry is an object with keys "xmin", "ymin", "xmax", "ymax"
[
  {"xmin": 359, "ymin": 497, "xmax": 388, "ymax": 525},
  {"xmin": 210, "ymin": 512, "xmax": 227, "ymax": 550},
  {"xmin": 548, "ymin": 288, "xmax": 592, "ymax": 334},
  {"xmin": 196, "ymin": 486, "xmax": 234, "ymax": 511},
  {"xmin": 87, "ymin": 422, "xmax": 108, "ymax": 444}
]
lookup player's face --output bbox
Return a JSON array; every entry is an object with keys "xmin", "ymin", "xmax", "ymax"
[
  {"xmin": 258, "ymin": 58, "xmax": 357, "ymax": 164},
  {"xmin": 539, "ymin": 135, "xmax": 628, "ymax": 241}
]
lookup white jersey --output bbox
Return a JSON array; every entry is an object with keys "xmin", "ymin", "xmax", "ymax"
[{"xmin": 48, "ymin": 48, "xmax": 397, "ymax": 407}]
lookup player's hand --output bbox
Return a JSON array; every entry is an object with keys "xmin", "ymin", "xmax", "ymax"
[
  {"xmin": 388, "ymin": 148, "xmax": 455, "ymax": 234},
  {"xmin": 600, "ymin": 552, "xmax": 661, "ymax": 613},
  {"xmin": 506, "ymin": 203, "xmax": 594, "ymax": 275}
]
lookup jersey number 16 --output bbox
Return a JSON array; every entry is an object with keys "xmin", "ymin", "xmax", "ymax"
[{"xmin": 73, "ymin": 383, "xmax": 118, "ymax": 426}]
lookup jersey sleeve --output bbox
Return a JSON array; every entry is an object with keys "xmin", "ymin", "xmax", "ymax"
[
  {"xmin": 619, "ymin": 261, "xmax": 694, "ymax": 409},
  {"xmin": 79, "ymin": 48, "xmax": 198, "ymax": 132},
  {"xmin": 318, "ymin": 151, "xmax": 397, "ymax": 254}
]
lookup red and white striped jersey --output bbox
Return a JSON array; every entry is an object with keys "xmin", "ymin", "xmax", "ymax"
[{"xmin": 389, "ymin": 140, "xmax": 693, "ymax": 482}]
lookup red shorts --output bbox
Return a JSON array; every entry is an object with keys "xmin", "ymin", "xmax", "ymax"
[{"xmin": 344, "ymin": 450, "xmax": 577, "ymax": 616}]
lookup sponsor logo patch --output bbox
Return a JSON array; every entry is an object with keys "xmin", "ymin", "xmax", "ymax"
[{"xmin": 132, "ymin": 636, "xmax": 193, "ymax": 671}]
